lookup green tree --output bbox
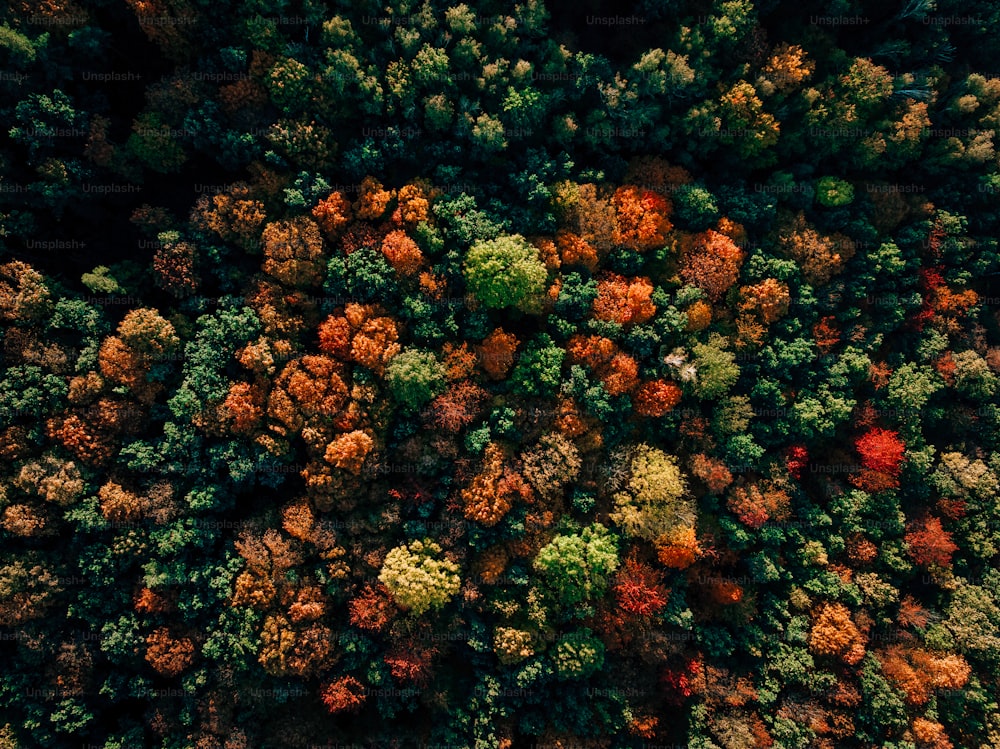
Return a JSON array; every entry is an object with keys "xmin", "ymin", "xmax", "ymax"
[
  {"xmin": 533, "ymin": 523, "xmax": 619, "ymax": 609},
  {"xmin": 689, "ymin": 334, "xmax": 740, "ymax": 400},
  {"xmin": 552, "ymin": 629, "xmax": 605, "ymax": 680},
  {"xmin": 386, "ymin": 349, "xmax": 447, "ymax": 413},
  {"xmin": 464, "ymin": 234, "xmax": 548, "ymax": 312},
  {"xmin": 510, "ymin": 333, "xmax": 565, "ymax": 397}
]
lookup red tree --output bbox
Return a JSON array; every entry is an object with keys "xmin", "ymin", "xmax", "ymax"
[
  {"xmin": 905, "ymin": 515, "xmax": 958, "ymax": 568},
  {"xmin": 851, "ymin": 427, "xmax": 905, "ymax": 491},
  {"xmin": 634, "ymin": 380, "xmax": 683, "ymax": 417},
  {"xmin": 855, "ymin": 428, "xmax": 905, "ymax": 475},
  {"xmin": 785, "ymin": 445, "xmax": 809, "ymax": 480},
  {"xmin": 348, "ymin": 584, "xmax": 397, "ymax": 632},
  {"xmin": 613, "ymin": 556, "xmax": 669, "ymax": 617},
  {"xmin": 321, "ymin": 676, "xmax": 366, "ymax": 714}
]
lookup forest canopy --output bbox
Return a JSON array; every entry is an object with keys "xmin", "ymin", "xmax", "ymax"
[{"xmin": 2, "ymin": 0, "xmax": 1000, "ymax": 747}]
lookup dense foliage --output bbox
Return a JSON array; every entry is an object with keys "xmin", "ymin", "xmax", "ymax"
[{"xmin": 3, "ymin": 0, "xmax": 1000, "ymax": 747}]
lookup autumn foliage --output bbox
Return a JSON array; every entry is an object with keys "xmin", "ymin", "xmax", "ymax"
[
  {"xmin": 905, "ymin": 515, "xmax": 958, "ymax": 568},
  {"xmin": 809, "ymin": 602, "xmax": 866, "ymax": 665},
  {"xmin": 679, "ymin": 230, "xmax": 745, "ymax": 302},
  {"xmin": 851, "ymin": 427, "xmax": 906, "ymax": 491}
]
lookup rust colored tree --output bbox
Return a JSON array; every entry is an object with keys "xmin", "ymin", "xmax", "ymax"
[
  {"xmin": 477, "ymin": 328, "xmax": 519, "ymax": 380},
  {"xmin": 592, "ymin": 273, "xmax": 657, "ymax": 326},
  {"xmin": 321, "ymin": 676, "xmax": 366, "ymax": 714},
  {"xmin": 905, "ymin": 515, "xmax": 958, "ymax": 569},
  {"xmin": 145, "ymin": 627, "xmax": 196, "ymax": 677},
  {"xmin": 611, "ymin": 185, "xmax": 673, "ymax": 251},
  {"xmin": 679, "ymin": 229, "xmax": 745, "ymax": 302}
]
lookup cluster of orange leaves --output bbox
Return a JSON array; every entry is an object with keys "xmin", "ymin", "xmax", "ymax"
[
  {"xmin": 477, "ymin": 328, "xmax": 520, "ymax": 380},
  {"xmin": 877, "ymin": 646, "xmax": 970, "ymax": 706},
  {"xmin": 727, "ymin": 482, "xmax": 791, "ymax": 529},
  {"xmin": 611, "ymin": 186, "xmax": 673, "ymax": 251},
  {"xmin": 461, "ymin": 443, "xmax": 533, "ymax": 526},
  {"xmin": 809, "ymin": 602, "xmax": 866, "ymax": 664},
  {"xmin": 592, "ymin": 273, "xmax": 657, "ymax": 326},
  {"xmin": 679, "ymin": 229, "xmax": 745, "ymax": 302},
  {"xmin": 566, "ymin": 334, "xmax": 640, "ymax": 395},
  {"xmin": 317, "ymin": 304, "xmax": 401, "ymax": 375},
  {"xmin": 634, "ymin": 379, "xmax": 683, "ymax": 417}
]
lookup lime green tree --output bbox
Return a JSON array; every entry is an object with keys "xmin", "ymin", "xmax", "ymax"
[
  {"xmin": 379, "ymin": 538, "xmax": 461, "ymax": 615},
  {"xmin": 464, "ymin": 234, "xmax": 548, "ymax": 312},
  {"xmin": 533, "ymin": 523, "xmax": 620, "ymax": 609}
]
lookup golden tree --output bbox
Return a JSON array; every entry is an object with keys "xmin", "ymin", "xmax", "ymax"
[{"xmin": 261, "ymin": 216, "xmax": 325, "ymax": 288}]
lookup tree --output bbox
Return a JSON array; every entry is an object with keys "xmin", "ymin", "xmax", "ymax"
[
  {"xmin": 689, "ymin": 453, "xmax": 734, "ymax": 494},
  {"xmin": 464, "ymin": 234, "xmax": 548, "ymax": 312},
  {"xmin": 509, "ymin": 333, "xmax": 564, "ymax": 397},
  {"xmin": 494, "ymin": 627, "xmax": 535, "ymax": 665},
  {"xmin": 521, "ymin": 432, "xmax": 581, "ymax": 502},
  {"xmin": 809, "ymin": 602, "xmax": 865, "ymax": 665},
  {"xmin": 324, "ymin": 430, "xmax": 375, "ymax": 475},
  {"xmin": 877, "ymin": 646, "xmax": 970, "ymax": 706},
  {"xmin": 905, "ymin": 515, "xmax": 958, "ymax": 568},
  {"xmin": 461, "ymin": 443, "xmax": 531, "ymax": 526},
  {"xmin": 145, "ymin": 627, "xmax": 195, "ymax": 677},
  {"xmin": 738, "ymin": 278, "xmax": 790, "ymax": 324},
  {"xmin": 477, "ymin": 328, "xmax": 519, "ymax": 380},
  {"xmin": 348, "ymin": 584, "xmax": 397, "ymax": 632},
  {"xmin": 778, "ymin": 213, "xmax": 856, "ymax": 286},
  {"xmin": 14, "ymin": 455, "xmax": 85, "ymax": 506},
  {"xmin": 381, "ymin": 229, "xmax": 425, "ymax": 276},
  {"xmin": 258, "ymin": 614, "xmax": 337, "ymax": 677},
  {"xmin": 385, "ymin": 349, "xmax": 447, "ymax": 413},
  {"xmin": 591, "ymin": 273, "xmax": 657, "ymax": 326},
  {"xmin": 321, "ymin": 676, "xmax": 366, "ymax": 714},
  {"xmin": 117, "ymin": 307, "xmax": 180, "ymax": 361},
  {"xmin": 815, "ymin": 176, "xmax": 854, "ymax": 207},
  {"xmin": 715, "ymin": 80, "xmax": 780, "ymax": 161},
  {"xmin": 555, "ymin": 232, "xmax": 599, "ymax": 273},
  {"xmin": 424, "ymin": 381, "xmax": 490, "ymax": 433},
  {"xmin": 952, "ymin": 350, "xmax": 998, "ymax": 401},
  {"xmin": 679, "ymin": 230, "xmax": 745, "ymax": 302},
  {"xmin": 190, "ymin": 183, "xmax": 266, "ymax": 250},
  {"xmin": 152, "ymin": 234, "xmax": 199, "ymax": 297},
  {"xmin": 727, "ymin": 482, "xmax": 791, "ymax": 529},
  {"xmin": 312, "ymin": 190, "xmax": 353, "ymax": 237},
  {"xmin": 533, "ymin": 523, "xmax": 620, "ymax": 608},
  {"xmin": 261, "ymin": 216, "xmax": 325, "ymax": 288},
  {"xmin": 611, "ymin": 186, "xmax": 672, "ymax": 251},
  {"xmin": 851, "ymin": 427, "xmax": 905, "ymax": 492},
  {"xmin": 553, "ymin": 629, "xmax": 605, "ymax": 680},
  {"xmin": 0, "ymin": 261, "xmax": 52, "ymax": 323},
  {"xmin": 634, "ymin": 380, "xmax": 683, "ymax": 417},
  {"xmin": 760, "ymin": 43, "xmax": 815, "ymax": 94},
  {"xmin": 612, "ymin": 555, "xmax": 669, "ymax": 617},
  {"xmin": 379, "ymin": 539, "xmax": 461, "ymax": 615},
  {"xmin": 611, "ymin": 445, "xmax": 692, "ymax": 543},
  {"xmin": 689, "ymin": 335, "xmax": 740, "ymax": 400},
  {"xmin": 671, "ymin": 184, "xmax": 720, "ymax": 231}
]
